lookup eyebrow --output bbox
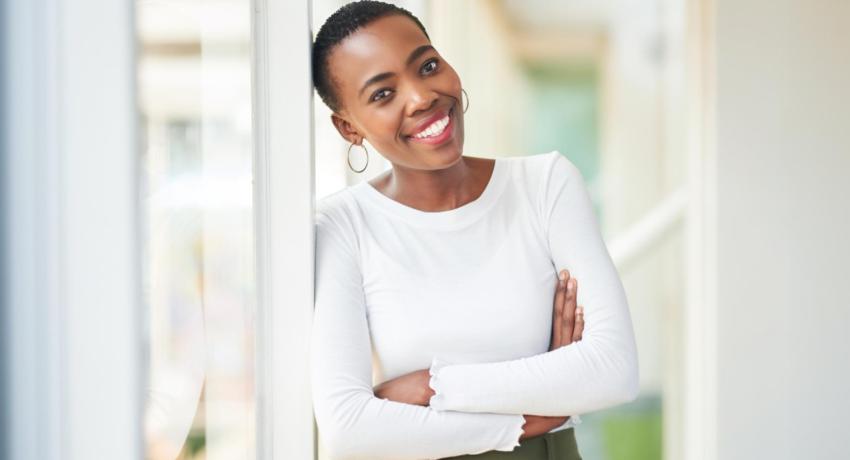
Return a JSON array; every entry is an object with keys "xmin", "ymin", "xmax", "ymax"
[{"xmin": 358, "ymin": 44, "xmax": 436, "ymax": 98}]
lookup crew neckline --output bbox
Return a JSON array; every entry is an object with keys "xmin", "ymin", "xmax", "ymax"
[{"xmin": 350, "ymin": 157, "xmax": 510, "ymax": 230}]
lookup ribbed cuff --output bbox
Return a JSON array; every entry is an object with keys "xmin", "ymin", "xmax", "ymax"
[
  {"xmin": 493, "ymin": 414, "xmax": 525, "ymax": 452},
  {"xmin": 549, "ymin": 414, "xmax": 583, "ymax": 433},
  {"xmin": 427, "ymin": 356, "xmax": 451, "ymax": 411}
]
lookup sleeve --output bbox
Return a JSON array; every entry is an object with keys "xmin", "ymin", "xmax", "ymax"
[
  {"xmin": 426, "ymin": 151, "xmax": 640, "ymax": 417},
  {"xmin": 311, "ymin": 205, "xmax": 527, "ymax": 460}
]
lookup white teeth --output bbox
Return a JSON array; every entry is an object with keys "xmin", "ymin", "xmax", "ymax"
[{"xmin": 412, "ymin": 114, "xmax": 449, "ymax": 139}]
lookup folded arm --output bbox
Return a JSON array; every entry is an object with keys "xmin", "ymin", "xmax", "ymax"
[
  {"xmin": 427, "ymin": 152, "xmax": 640, "ymax": 416},
  {"xmin": 312, "ymin": 208, "xmax": 526, "ymax": 460}
]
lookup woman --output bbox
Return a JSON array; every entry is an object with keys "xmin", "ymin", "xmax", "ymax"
[{"xmin": 310, "ymin": 2, "xmax": 640, "ymax": 459}]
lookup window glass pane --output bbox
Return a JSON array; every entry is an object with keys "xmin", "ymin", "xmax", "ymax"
[{"xmin": 137, "ymin": 1, "xmax": 255, "ymax": 458}]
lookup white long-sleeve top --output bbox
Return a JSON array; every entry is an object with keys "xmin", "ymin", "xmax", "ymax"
[{"xmin": 311, "ymin": 151, "xmax": 639, "ymax": 460}]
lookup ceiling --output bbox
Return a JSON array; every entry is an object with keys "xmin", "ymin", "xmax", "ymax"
[{"xmin": 497, "ymin": 0, "xmax": 614, "ymax": 34}]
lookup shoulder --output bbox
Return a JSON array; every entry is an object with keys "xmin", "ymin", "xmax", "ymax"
[
  {"xmin": 316, "ymin": 188, "xmax": 349, "ymax": 222},
  {"xmin": 315, "ymin": 187, "xmax": 361, "ymax": 251},
  {"xmin": 317, "ymin": 184, "xmax": 365, "ymax": 223},
  {"xmin": 506, "ymin": 150, "xmax": 583, "ymax": 198},
  {"xmin": 533, "ymin": 150, "xmax": 580, "ymax": 177}
]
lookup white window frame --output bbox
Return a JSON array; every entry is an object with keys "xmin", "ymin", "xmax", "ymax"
[{"xmin": 251, "ymin": 1, "xmax": 317, "ymax": 459}]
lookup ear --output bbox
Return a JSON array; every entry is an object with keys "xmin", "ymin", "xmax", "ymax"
[{"xmin": 330, "ymin": 112, "xmax": 363, "ymax": 145}]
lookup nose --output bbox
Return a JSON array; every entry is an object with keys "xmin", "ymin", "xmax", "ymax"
[{"xmin": 404, "ymin": 79, "xmax": 438, "ymax": 117}]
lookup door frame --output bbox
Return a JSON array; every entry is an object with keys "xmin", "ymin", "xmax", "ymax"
[{"xmin": 251, "ymin": 1, "xmax": 317, "ymax": 459}]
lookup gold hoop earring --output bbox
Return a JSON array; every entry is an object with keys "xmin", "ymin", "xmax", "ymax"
[
  {"xmin": 347, "ymin": 141, "xmax": 369, "ymax": 173},
  {"xmin": 461, "ymin": 88, "xmax": 469, "ymax": 113}
]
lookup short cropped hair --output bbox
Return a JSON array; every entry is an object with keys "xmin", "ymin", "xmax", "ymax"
[{"xmin": 311, "ymin": 0, "xmax": 430, "ymax": 113}]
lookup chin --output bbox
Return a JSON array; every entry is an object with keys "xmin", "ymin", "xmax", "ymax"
[{"xmin": 433, "ymin": 149, "xmax": 464, "ymax": 169}]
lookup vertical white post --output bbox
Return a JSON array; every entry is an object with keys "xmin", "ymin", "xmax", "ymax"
[
  {"xmin": 252, "ymin": 0, "xmax": 317, "ymax": 459},
  {"xmin": 1, "ymin": 0, "xmax": 141, "ymax": 459},
  {"xmin": 684, "ymin": 0, "xmax": 717, "ymax": 459}
]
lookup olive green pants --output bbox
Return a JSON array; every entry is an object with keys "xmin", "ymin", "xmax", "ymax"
[{"xmin": 442, "ymin": 427, "xmax": 582, "ymax": 460}]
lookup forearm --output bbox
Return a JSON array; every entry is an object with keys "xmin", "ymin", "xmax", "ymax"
[
  {"xmin": 314, "ymin": 385, "xmax": 525, "ymax": 460},
  {"xmin": 372, "ymin": 369, "xmax": 582, "ymax": 436},
  {"xmin": 427, "ymin": 328, "xmax": 638, "ymax": 416}
]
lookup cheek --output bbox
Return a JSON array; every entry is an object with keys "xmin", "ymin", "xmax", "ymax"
[{"xmin": 367, "ymin": 110, "xmax": 404, "ymax": 144}]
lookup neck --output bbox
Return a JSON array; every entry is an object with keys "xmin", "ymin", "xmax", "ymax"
[{"xmin": 384, "ymin": 156, "xmax": 478, "ymax": 212}]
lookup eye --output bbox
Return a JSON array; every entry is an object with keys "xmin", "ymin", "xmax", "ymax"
[
  {"xmin": 369, "ymin": 58, "xmax": 440, "ymax": 104},
  {"xmin": 370, "ymin": 88, "xmax": 392, "ymax": 103},
  {"xmin": 421, "ymin": 58, "xmax": 439, "ymax": 75}
]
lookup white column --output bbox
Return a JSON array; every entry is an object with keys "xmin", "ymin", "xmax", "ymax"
[
  {"xmin": 1, "ymin": 0, "xmax": 141, "ymax": 459},
  {"xmin": 252, "ymin": 0, "xmax": 317, "ymax": 459}
]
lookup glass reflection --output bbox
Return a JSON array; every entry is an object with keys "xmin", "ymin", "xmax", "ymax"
[{"xmin": 137, "ymin": 1, "xmax": 255, "ymax": 458}]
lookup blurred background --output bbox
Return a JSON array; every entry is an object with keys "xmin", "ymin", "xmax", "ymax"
[
  {"xmin": 137, "ymin": 1, "xmax": 256, "ymax": 458},
  {"xmin": 2, "ymin": 0, "xmax": 848, "ymax": 460}
]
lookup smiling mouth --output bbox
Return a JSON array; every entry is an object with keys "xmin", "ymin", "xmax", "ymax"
[{"xmin": 406, "ymin": 106, "xmax": 454, "ymax": 142}]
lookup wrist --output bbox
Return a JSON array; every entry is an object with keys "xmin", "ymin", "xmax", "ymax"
[{"xmin": 422, "ymin": 369, "xmax": 436, "ymax": 405}]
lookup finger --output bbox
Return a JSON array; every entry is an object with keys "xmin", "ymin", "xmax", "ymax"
[
  {"xmin": 549, "ymin": 272, "xmax": 566, "ymax": 350},
  {"xmin": 551, "ymin": 270, "xmax": 567, "ymax": 349},
  {"xmin": 550, "ymin": 302, "xmax": 560, "ymax": 351},
  {"xmin": 562, "ymin": 278, "xmax": 577, "ymax": 344},
  {"xmin": 553, "ymin": 270, "xmax": 570, "ymax": 348},
  {"xmin": 573, "ymin": 306, "xmax": 584, "ymax": 342}
]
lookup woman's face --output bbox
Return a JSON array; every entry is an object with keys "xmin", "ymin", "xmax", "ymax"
[{"xmin": 327, "ymin": 14, "xmax": 464, "ymax": 171}]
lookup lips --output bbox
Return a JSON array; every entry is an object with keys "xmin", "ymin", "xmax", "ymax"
[
  {"xmin": 406, "ymin": 107, "xmax": 454, "ymax": 146},
  {"xmin": 406, "ymin": 106, "xmax": 453, "ymax": 139}
]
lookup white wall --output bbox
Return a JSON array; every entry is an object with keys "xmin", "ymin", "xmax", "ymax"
[{"xmin": 712, "ymin": 0, "xmax": 850, "ymax": 458}]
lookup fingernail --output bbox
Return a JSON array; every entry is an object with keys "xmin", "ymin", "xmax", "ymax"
[{"xmin": 559, "ymin": 271, "xmax": 566, "ymax": 280}]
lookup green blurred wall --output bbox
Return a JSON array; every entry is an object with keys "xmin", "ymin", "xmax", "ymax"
[{"xmin": 525, "ymin": 62, "xmax": 602, "ymax": 218}]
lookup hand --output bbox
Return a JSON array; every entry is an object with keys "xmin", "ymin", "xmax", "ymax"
[
  {"xmin": 549, "ymin": 269, "xmax": 584, "ymax": 351},
  {"xmin": 534, "ymin": 269, "xmax": 583, "ymax": 434},
  {"xmin": 373, "ymin": 369, "xmax": 434, "ymax": 406},
  {"xmin": 519, "ymin": 414, "xmax": 570, "ymax": 441}
]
